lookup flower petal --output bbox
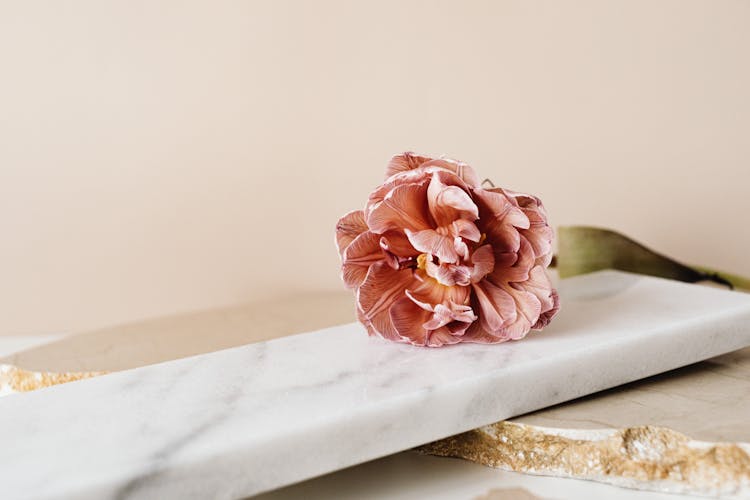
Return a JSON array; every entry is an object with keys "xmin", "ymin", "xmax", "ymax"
[
  {"xmin": 533, "ymin": 288, "xmax": 560, "ymax": 329},
  {"xmin": 450, "ymin": 219, "xmax": 481, "ymax": 242},
  {"xmin": 390, "ymin": 298, "xmax": 469, "ymax": 347},
  {"xmin": 521, "ymin": 224, "xmax": 554, "ymax": 267},
  {"xmin": 406, "ymin": 277, "xmax": 470, "ymax": 310},
  {"xmin": 425, "ymin": 260, "xmax": 472, "ymax": 286},
  {"xmin": 390, "ymin": 296, "xmax": 431, "ymax": 345},
  {"xmin": 423, "ymin": 302, "xmax": 477, "ymax": 330},
  {"xmin": 490, "ymin": 236, "xmax": 535, "ymax": 284},
  {"xmin": 406, "ymin": 228, "xmax": 459, "ymax": 264},
  {"xmin": 342, "ymin": 265, "xmax": 369, "ymax": 290},
  {"xmin": 471, "ymin": 280, "xmax": 517, "ymax": 334},
  {"xmin": 357, "ymin": 261, "xmax": 415, "ymax": 323},
  {"xmin": 474, "ymin": 188, "xmax": 529, "ymax": 255},
  {"xmin": 343, "ymin": 231, "xmax": 382, "ymax": 264},
  {"xmin": 497, "ymin": 284, "xmax": 542, "ymax": 339},
  {"xmin": 509, "ymin": 191, "xmax": 554, "ymax": 266},
  {"xmin": 470, "ymin": 244, "xmax": 495, "ymax": 283},
  {"xmin": 367, "ymin": 182, "xmax": 432, "ymax": 234},
  {"xmin": 368, "ymin": 307, "xmax": 402, "ymax": 341},
  {"xmin": 521, "ymin": 265, "xmax": 557, "ymax": 313},
  {"xmin": 380, "ymin": 230, "xmax": 418, "ymax": 257},
  {"xmin": 426, "ymin": 172, "xmax": 479, "ymax": 227},
  {"xmin": 356, "ymin": 304, "xmax": 377, "ymax": 337},
  {"xmin": 379, "ymin": 230, "xmax": 419, "ymax": 269},
  {"xmin": 341, "ymin": 231, "xmax": 383, "ymax": 289},
  {"xmin": 462, "ymin": 320, "xmax": 511, "ymax": 344},
  {"xmin": 335, "ymin": 210, "xmax": 368, "ymax": 257},
  {"xmin": 516, "ymin": 265, "xmax": 559, "ymax": 329},
  {"xmin": 385, "ymin": 152, "xmax": 434, "ymax": 179},
  {"xmin": 425, "ymin": 327, "xmax": 464, "ymax": 347},
  {"xmin": 421, "ymin": 157, "xmax": 481, "ymax": 187}
]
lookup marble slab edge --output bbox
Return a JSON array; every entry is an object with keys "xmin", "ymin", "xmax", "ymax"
[{"xmin": 0, "ymin": 271, "xmax": 749, "ymax": 500}]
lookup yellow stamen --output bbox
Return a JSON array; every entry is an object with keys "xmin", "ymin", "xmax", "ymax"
[
  {"xmin": 416, "ymin": 253, "xmax": 428, "ymax": 270},
  {"xmin": 479, "ymin": 232, "xmax": 487, "ymax": 244}
]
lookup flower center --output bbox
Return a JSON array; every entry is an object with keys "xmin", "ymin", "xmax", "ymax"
[{"xmin": 416, "ymin": 253, "xmax": 429, "ymax": 270}]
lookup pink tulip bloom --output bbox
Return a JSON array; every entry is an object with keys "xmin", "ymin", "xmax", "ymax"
[{"xmin": 336, "ymin": 152, "xmax": 559, "ymax": 347}]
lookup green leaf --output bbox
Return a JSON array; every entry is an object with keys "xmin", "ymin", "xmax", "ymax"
[{"xmin": 556, "ymin": 226, "xmax": 750, "ymax": 291}]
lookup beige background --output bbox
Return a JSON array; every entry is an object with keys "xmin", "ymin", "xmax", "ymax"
[{"xmin": 1, "ymin": 0, "xmax": 749, "ymax": 335}]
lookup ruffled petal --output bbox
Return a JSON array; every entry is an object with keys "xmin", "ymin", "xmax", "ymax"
[
  {"xmin": 367, "ymin": 182, "xmax": 432, "ymax": 234},
  {"xmin": 473, "ymin": 188, "xmax": 530, "ymax": 229},
  {"xmin": 423, "ymin": 302, "xmax": 477, "ymax": 330},
  {"xmin": 405, "ymin": 277, "xmax": 470, "ymax": 311},
  {"xmin": 343, "ymin": 231, "xmax": 382, "ymax": 265},
  {"xmin": 379, "ymin": 230, "xmax": 418, "ymax": 258},
  {"xmin": 425, "ymin": 260, "xmax": 472, "ymax": 286},
  {"xmin": 341, "ymin": 231, "xmax": 383, "ymax": 289},
  {"xmin": 335, "ymin": 210, "xmax": 368, "ymax": 258},
  {"xmin": 368, "ymin": 307, "xmax": 402, "ymax": 341},
  {"xmin": 385, "ymin": 152, "xmax": 434, "ymax": 179},
  {"xmin": 490, "ymin": 236, "xmax": 535, "ymax": 284},
  {"xmin": 533, "ymin": 288, "xmax": 560, "ymax": 329},
  {"xmin": 379, "ymin": 230, "xmax": 419, "ymax": 269},
  {"xmin": 473, "ymin": 188, "xmax": 529, "ymax": 256},
  {"xmin": 390, "ymin": 298, "xmax": 472, "ymax": 347},
  {"xmin": 462, "ymin": 320, "xmax": 510, "ymax": 344},
  {"xmin": 471, "ymin": 280, "xmax": 517, "ymax": 334},
  {"xmin": 509, "ymin": 191, "xmax": 554, "ymax": 266},
  {"xmin": 356, "ymin": 304, "xmax": 377, "ymax": 337},
  {"xmin": 521, "ymin": 265, "xmax": 557, "ymax": 313},
  {"xmin": 516, "ymin": 265, "xmax": 559, "ymax": 329},
  {"xmin": 521, "ymin": 224, "xmax": 555, "ymax": 267},
  {"xmin": 424, "ymin": 326, "xmax": 464, "ymax": 347},
  {"xmin": 357, "ymin": 261, "xmax": 415, "ymax": 319},
  {"xmin": 450, "ymin": 219, "xmax": 481, "ymax": 242},
  {"xmin": 406, "ymin": 228, "xmax": 459, "ymax": 264},
  {"xmin": 499, "ymin": 284, "xmax": 543, "ymax": 339},
  {"xmin": 469, "ymin": 244, "xmax": 495, "ymax": 283},
  {"xmin": 420, "ymin": 157, "xmax": 481, "ymax": 187},
  {"xmin": 426, "ymin": 172, "xmax": 479, "ymax": 228},
  {"xmin": 390, "ymin": 296, "xmax": 431, "ymax": 345},
  {"xmin": 341, "ymin": 264, "xmax": 369, "ymax": 290}
]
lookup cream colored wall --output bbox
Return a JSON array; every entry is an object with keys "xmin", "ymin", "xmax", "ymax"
[{"xmin": 1, "ymin": 0, "xmax": 749, "ymax": 335}]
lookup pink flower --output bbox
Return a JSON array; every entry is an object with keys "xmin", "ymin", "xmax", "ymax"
[{"xmin": 336, "ymin": 152, "xmax": 559, "ymax": 347}]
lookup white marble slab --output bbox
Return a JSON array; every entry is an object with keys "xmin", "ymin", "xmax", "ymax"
[{"xmin": 1, "ymin": 271, "xmax": 749, "ymax": 500}]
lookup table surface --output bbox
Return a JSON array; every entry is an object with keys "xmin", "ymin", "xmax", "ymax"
[{"xmin": 1, "ymin": 276, "xmax": 748, "ymax": 500}]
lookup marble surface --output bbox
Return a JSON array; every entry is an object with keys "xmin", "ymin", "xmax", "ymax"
[
  {"xmin": 1, "ymin": 271, "xmax": 750, "ymax": 499},
  {"xmin": 262, "ymin": 346, "xmax": 750, "ymax": 500}
]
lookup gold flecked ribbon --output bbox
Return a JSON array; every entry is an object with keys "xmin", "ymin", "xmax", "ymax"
[
  {"xmin": 418, "ymin": 421, "xmax": 750, "ymax": 497},
  {"xmin": 0, "ymin": 364, "xmax": 104, "ymax": 396}
]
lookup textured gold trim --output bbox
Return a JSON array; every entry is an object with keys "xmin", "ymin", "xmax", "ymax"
[
  {"xmin": 419, "ymin": 422, "xmax": 750, "ymax": 497},
  {"xmin": 0, "ymin": 364, "xmax": 105, "ymax": 396}
]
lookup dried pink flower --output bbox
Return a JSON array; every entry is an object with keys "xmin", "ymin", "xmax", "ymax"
[{"xmin": 336, "ymin": 152, "xmax": 559, "ymax": 347}]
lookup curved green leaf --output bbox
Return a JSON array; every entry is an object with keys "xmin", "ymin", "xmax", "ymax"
[{"xmin": 556, "ymin": 226, "xmax": 749, "ymax": 291}]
